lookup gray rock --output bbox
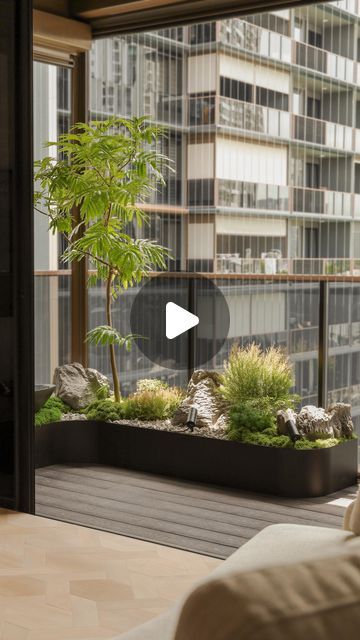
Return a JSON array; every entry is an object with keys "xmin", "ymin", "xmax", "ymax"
[
  {"xmin": 296, "ymin": 405, "xmax": 334, "ymax": 440},
  {"xmin": 327, "ymin": 403, "xmax": 354, "ymax": 438},
  {"xmin": 53, "ymin": 362, "xmax": 110, "ymax": 410},
  {"xmin": 171, "ymin": 370, "xmax": 227, "ymax": 430}
]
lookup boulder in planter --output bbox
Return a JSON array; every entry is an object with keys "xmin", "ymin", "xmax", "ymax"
[{"xmin": 53, "ymin": 363, "xmax": 110, "ymax": 410}]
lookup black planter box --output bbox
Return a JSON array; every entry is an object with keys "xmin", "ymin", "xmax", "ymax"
[{"xmin": 35, "ymin": 420, "xmax": 358, "ymax": 498}]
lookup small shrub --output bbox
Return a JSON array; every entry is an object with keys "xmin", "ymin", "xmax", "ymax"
[
  {"xmin": 136, "ymin": 379, "xmax": 169, "ymax": 393},
  {"xmin": 84, "ymin": 399, "xmax": 124, "ymax": 422},
  {"xmin": 35, "ymin": 395, "xmax": 71, "ymax": 427},
  {"xmin": 220, "ymin": 343, "xmax": 298, "ymax": 413},
  {"xmin": 227, "ymin": 404, "xmax": 275, "ymax": 441},
  {"xmin": 84, "ymin": 385, "xmax": 183, "ymax": 422},
  {"xmin": 122, "ymin": 387, "xmax": 182, "ymax": 421}
]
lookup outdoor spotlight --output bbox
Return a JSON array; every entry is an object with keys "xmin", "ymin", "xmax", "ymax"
[
  {"xmin": 186, "ymin": 406, "xmax": 198, "ymax": 432},
  {"xmin": 285, "ymin": 415, "xmax": 301, "ymax": 443}
]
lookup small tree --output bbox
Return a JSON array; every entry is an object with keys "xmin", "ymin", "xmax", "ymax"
[{"xmin": 34, "ymin": 117, "xmax": 171, "ymax": 402}]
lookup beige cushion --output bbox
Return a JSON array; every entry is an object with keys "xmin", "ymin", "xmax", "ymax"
[
  {"xmin": 174, "ymin": 552, "xmax": 360, "ymax": 640},
  {"xmin": 116, "ymin": 524, "xmax": 360, "ymax": 640}
]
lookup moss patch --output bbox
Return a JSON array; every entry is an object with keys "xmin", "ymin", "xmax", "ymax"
[
  {"xmin": 35, "ymin": 396, "xmax": 72, "ymax": 427},
  {"xmin": 226, "ymin": 402, "xmax": 351, "ymax": 449}
]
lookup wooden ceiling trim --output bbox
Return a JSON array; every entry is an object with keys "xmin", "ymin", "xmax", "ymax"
[{"xmin": 71, "ymin": 0, "xmax": 313, "ymax": 35}]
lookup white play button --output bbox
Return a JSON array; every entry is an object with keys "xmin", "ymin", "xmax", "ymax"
[{"xmin": 166, "ymin": 302, "xmax": 199, "ymax": 340}]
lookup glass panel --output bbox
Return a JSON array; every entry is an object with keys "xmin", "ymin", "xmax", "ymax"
[{"xmin": 33, "ymin": 63, "xmax": 72, "ymax": 384}]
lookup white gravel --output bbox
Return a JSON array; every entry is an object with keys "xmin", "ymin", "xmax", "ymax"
[{"xmin": 62, "ymin": 413, "xmax": 228, "ymax": 439}]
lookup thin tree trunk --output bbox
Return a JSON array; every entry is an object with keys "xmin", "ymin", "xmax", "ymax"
[{"xmin": 106, "ymin": 271, "xmax": 121, "ymax": 402}]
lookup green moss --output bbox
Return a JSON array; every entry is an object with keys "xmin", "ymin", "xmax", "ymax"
[
  {"xmin": 226, "ymin": 403, "xmax": 346, "ymax": 449},
  {"xmin": 294, "ymin": 437, "xmax": 344, "ymax": 450},
  {"xmin": 35, "ymin": 396, "xmax": 71, "ymax": 427},
  {"xmin": 84, "ymin": 399, "xmax": 124, "ymax": 422}
]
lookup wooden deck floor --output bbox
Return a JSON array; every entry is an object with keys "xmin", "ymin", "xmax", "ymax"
[{"xmin": 36, "ymin": 464, "xmax": 358, "ymax": 559}]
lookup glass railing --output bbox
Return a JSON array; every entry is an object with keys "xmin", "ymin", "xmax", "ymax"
[
  {"xmin": 293, "ymin": 114, "xmax": 353, "ymax": 151},
  {"xmin": 218, "ymin": 97, "xmax": 290, "ymax": 138},
  {"xmin": 326, "ymin": 121, "xmax": 353, "ymax": 150},
  {"xmin": 327, "ymin": 51, "xmax": 354, "ymax": 83},
  {"xmin": 217, "ymin": 179, "xmax": 289, "ymax": 210},
  {"xmin": 189, "ymin": 180, "xmax": 352, "ymax": 216},
  {"xmin": 34, "ymin": 272, "xmax": 360, "ymax": 445},
  {"xmin": 354, "ymin": 129, "xmax": 360, "ymax": 153},
  {"xmin": 354, "ymin": 194, "xmax": 360, "ymax": 217},
  {"xmin": 293, "ymin": 114, "xmax": 325, "ymax": 145},
  {"xmin": 34, "ymin": 271, "xmax": 72, "ymax": 386},
  {"xmin": 188, "ymin": 95, "xmax": 216, "ymax": 126},
  {"xmin": 215, "ymin": 257, "xmax": 360, "ymax": 275},
  {"xmin": 293, "ymin": 187, "xmax": 352, "ymax": 216},
  {"xmin": 329, "ymin": 0, "xmax": 359, "ymax": 14},
  {"xmin": 219, "ymin": 18, "xmax": 291, "ymax": 62},
  {"xmin": 295, "ymin": 41, "xmax": 355, "ymax": 83}
]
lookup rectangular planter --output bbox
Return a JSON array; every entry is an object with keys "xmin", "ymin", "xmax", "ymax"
[{"xmin": 35, "ymin": 420, "xmax": 358, "ymax": 498}]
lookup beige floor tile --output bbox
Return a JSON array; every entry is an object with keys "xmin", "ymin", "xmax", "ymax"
[{"xmin": 0, "ymin": 509, "xmax": 221, "ymax": 639}]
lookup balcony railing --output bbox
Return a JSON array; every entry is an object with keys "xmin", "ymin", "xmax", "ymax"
[
  {"xmin": 219, "ymin": 18, "xmax": 291, "ymax": 63},
  {"xmin": 354, "ymin": 194, "xmax": 360, "ymax": 217},
  {"xmin": 217, "ymin": 180, "xmax": 289, "ymax": 210},
  {"xmin": 293, "ymin": 187, "xmax": 352, "ymax": 217},
  {"xmin": 188, "ymin": 95, "xmax": 215, "ymax": 126},
  {"xmin": 218, "ymin": 97, "xmax": 290, "ymax": 138},
  {"xmin": 215, "ymin": 256, "xmax": 359, "ymax": 276},
  {"xmin": 189, "ymin": 179, "xmax": 352, "ymax": 218},
  {"xmin": 293, "ymin": 113, "xmax": 354, "ymax": 151},
  {"xmin": 294, "ymin": 41, "xmax": 355, "ymax": 83},
  {"xmin": 34, "ymin": 270, "xmax": 360, "ymax": 443},
  {"xmin": 329, "ymin": 0, "xmax": 360, "ymax": 15}
]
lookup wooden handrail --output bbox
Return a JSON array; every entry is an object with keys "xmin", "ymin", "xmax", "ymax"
[{"xmin": 34, "ymin": 270, "xmax": 360, "ymax": 282}]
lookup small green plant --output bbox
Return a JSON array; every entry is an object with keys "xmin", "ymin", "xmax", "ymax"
[
  {"xmin": 136, "ymin": 379, "xmax": 169, "ymax": 393},
  {"xmin": 227, "ymin": 404, "xmax": 275, "ymax": 441},
  {"xmin": 121, "ymin": 387, "xmax": 182, "ymax": 421},
  {"xmin": 96, "ymin": 383, "xmax": 111, "ymax": 401},
  {"xmin": 35, "ymin": 396, "xmax": 71, "ymax": 426},
  {"xmin": 84, "ymin": 384, "xmax": 183, "ymax": 422},
  {"xmin": 220, "ymin": 343, "xmax": 298, "ymax": 414}
]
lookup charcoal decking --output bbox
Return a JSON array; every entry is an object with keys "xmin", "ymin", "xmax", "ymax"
[{"xmin": 35, "ymin": 464, "xmax": 358, "ymax": 559}]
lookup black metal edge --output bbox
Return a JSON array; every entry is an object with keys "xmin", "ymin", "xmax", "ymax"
[
  {"xmin": 12, "ymin": 0, "xmax": 35, "ymax": 513},
  {"xmin": 35, "ymin": 420, "xmax": 358, "ymax": 498}
]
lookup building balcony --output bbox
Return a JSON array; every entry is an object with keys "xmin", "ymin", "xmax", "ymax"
[
  {"xmin": 354, "ymin": 129, "xmax": 360, "ymax": 153},
  {"xmin": 219, "ymin": 18, "xmax": 291, "ymax": 63},
  {"xmin": 218, "ymin": 97, "xmax": 290, "ymax": 138},
  {"xmin": 293, "ymin": 187, "xmax": 352, "ymax": 217},
  {"xmin": 293, "ymin": 114, "xmax": 353, "ymax": 151},
  {"xmin": 215, "ymin": 256, "xmax": 358, "ymax": 275},
  {"xmin": 354, "ymin": 193, "xmax": 360, "ymax": 216},
  {"xmin": 329, "ymin": 0, "xmax": 360, "ymax": 15},
  {"xmin": 217, "ymin": 179, "xmax": 289, "ymax": 211},
  {"xmin": 294, "ymin": 41, "xmax": 355, "ymax": 83},
  {"xmin": 188, "ymin": 180, "xmax": 352, "ymax": 218}
]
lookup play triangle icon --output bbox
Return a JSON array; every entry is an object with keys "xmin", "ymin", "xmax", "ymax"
[{"xmin": 166, "ymin": 302, "xmax": 199, "ymax": 340}]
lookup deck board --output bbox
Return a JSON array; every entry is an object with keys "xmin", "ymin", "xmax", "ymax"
[{"xmin": 36, "ymin": 464, "xmax": 358, "ymax": 559}]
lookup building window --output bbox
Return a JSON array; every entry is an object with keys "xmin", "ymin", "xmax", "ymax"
[
  {"xmin": 220, "ymin": 76, "xmax": 252, "ymax": 103},
  {"xmin": 256, "ymin": 86, "xmax": 289, "ymax": 111}
]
